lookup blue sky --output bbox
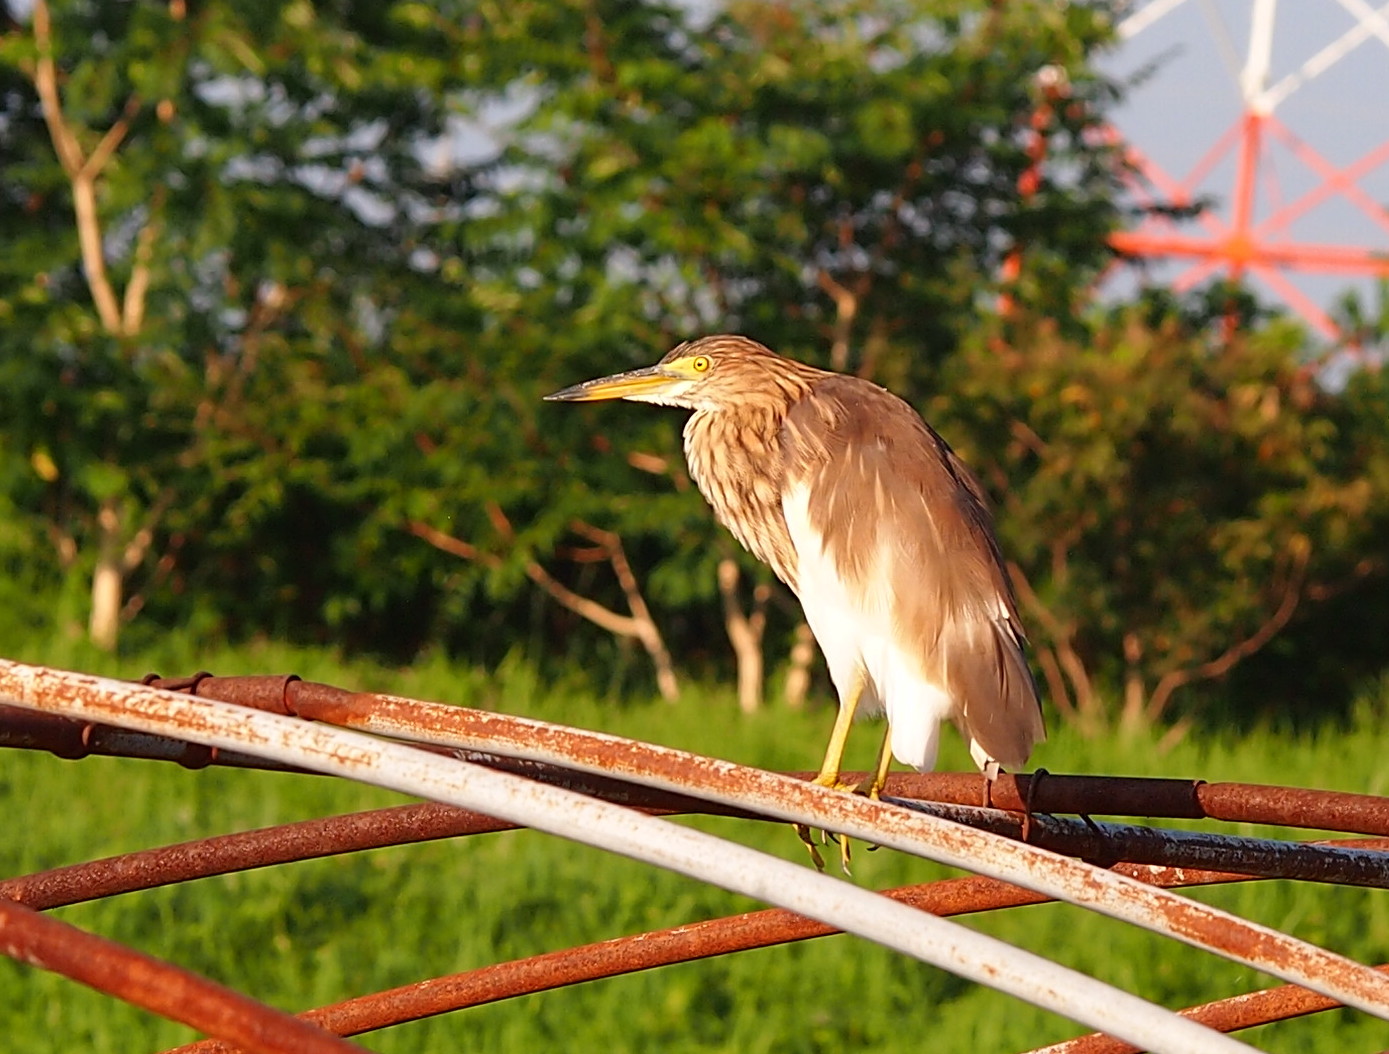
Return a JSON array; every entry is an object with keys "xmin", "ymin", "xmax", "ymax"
[{"xmin": 1102, "ymin": 0, "xmax": 1389, "ymax": 333}]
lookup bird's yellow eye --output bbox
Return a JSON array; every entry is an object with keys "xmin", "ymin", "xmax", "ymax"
[{"xmin": 692, "ymin": 355, "xmax": 711, "ymax": 373}]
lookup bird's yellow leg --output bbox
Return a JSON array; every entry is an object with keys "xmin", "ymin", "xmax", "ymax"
[
  {"xmin": 812, "ymin": 679, "xmax": 863, "ymax": 791},
  {"xmin": 797, "ymin": 678, "xmax": 864, "ymax": 872},
  {"xmin": 815, "ymin": 726, "xmax": 897, "ymax": 865},
  {"xmin": 860, "ymin": 725, "xmax": 894, "ymax": 800}
]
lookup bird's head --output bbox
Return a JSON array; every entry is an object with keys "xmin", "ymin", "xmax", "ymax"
[{"xmin": 544, "ymin": 335, "xmax": 795, "ymax": 413}]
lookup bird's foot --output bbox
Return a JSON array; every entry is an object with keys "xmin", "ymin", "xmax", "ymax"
[
  {"xmin": 795, "ymin": 772, "xmax": 860, "ymax": 873},
  {"xmin": 855, "ymin": 772, "xmax": 887, "ymax": 801},
  {"xmin": 847, "ymin": 773, "xmax": 890, "ymax": 855},
  {"xmin": 793, "ymin": 822, "xmax": 829, "ymax": 872},
  {"xmin": 813, "ymin": 773, "xmax": 861, "ymax": 795},
  {"xmin": 793, "ymin": 825, "xmax": 854, "ymax": 875}
]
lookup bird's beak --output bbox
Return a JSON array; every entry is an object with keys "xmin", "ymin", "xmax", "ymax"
[{"xmin": 544, "ymin": 365, "xmax": 679, "ymax": 402}]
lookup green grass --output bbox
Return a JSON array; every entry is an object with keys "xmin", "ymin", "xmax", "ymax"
[{"xmin": 2, "ymin": 635, "xmax": 1388, "ymax": 1053}]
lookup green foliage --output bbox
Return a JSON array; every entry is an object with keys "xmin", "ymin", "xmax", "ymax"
[
  {"xmin": 2, "ymin": 637, "xmax": 1388, "ymax": 1053},
  {"xmin": 0, "ymin": 0, "xmax": 1125, "ymax": 660},
  {"xmin": 0, "ymin": 0, "xmax": 494, "ymax": 650},
  {"xmin": 1, "ymin": 1, "xmax": 1386, "ymax": 726}
]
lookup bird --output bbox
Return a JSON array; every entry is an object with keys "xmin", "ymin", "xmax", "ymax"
[{"xmin": 546, "ymin": 334, "xmax": 1044, "ymax": 868}]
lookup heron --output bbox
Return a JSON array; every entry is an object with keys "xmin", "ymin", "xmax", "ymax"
[{"xmin": 546, "ymin": 334, "xmax": 1044, "ymax": 867}]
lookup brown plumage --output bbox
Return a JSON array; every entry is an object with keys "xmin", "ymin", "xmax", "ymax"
[{"xmin": 547, "ymin": 334, "xmax": 1043, "ymax": 799}]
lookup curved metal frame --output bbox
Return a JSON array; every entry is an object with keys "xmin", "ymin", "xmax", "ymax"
[{"xmin": 1, "ymin": 663, "xmax": 1387, "ymax": 1053}]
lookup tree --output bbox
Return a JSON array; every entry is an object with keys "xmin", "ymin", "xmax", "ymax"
[{"xmin": 0, "ymin": 0, "xmax": 486, "ymax": 649}]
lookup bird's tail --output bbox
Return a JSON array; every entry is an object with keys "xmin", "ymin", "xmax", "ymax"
[{"xmin": 948, "ymin": 617, "xmax": 1046, "ymax": 772}]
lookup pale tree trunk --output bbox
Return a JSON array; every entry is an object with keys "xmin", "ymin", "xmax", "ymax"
[
  {"xmin": 88, "ymin": 498, "xmax": 124, "ymax": 652},
  {"xmin": 85, "ymin": 493, "xmax": 170, "ymax": 652},
  {"xmin": 31, "ymin": 0, "xmax": 167, "ymax": 651},
  {"xmin": 717, "ymin": 558, "xmax": 769, "ymax": 713},
  {"xmin": 1119, "ymin": 632, "xmax": 1147, "ymax": 733},
  {"xmin": 783, "ymin": 621, "xmax": 817, "ymax": 710}
]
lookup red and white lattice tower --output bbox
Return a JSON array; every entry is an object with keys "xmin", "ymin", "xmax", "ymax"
[{"xmin": 1105, "ymin": 0, "xmax": 1389, "ymax": 340}]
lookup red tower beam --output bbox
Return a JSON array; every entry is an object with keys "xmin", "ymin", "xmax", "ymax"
[
  {"xmin": 1262, "ymin": 118, "xmax": 1389, "ymax": 238},
  {"xmin": 1105, "ymin": 106, "xmax": 1389, "ymax": 340},
  {"xmin": 1109, "ymin": 231, "xmax": 1389, "ymax": 275}
]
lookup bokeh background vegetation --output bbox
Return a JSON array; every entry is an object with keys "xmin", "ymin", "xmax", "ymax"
[{"xmin": 1, "ymin": 1, "xmax": 1387, "ymax": 1051}]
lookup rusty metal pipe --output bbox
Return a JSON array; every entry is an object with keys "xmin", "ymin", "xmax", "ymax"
[
  {"xmin": 0, "ymin": 703, "xmax": 310, "ymax": 772},
  {"xmin": 10, "ymin": 690, "xmax": 1389, "ymax": 837},
  {"xmin": 887, "ymin": 802, "xmax": 1389, "ymax": 887},
  {"xmin": 4, "ymin": 799, "xmax": 1385, "ymax": 916},
  {"xmin": 0, "ymin": 661, "xmax": 1259, "ymax": 1054},
  {"xmin": 161, "ymin": 863, "xmax": 1277, "ymax": 1053},
  {"xmin": 8, "ymin": 666, "xmax": 1389, "ymax": 1049},
  {"xmin": 249, "ymin": 681, "xmax": 1389, "ymax": 1023},
  {"xmin": 0, "ymin": 804, "xmax": 522, "ymax": 911},
  {"xmin": 4, "ymin": 663, "xmax": 1386, "ymax": 1030},
  {"xmin": 0, "ymin": 899, "xmax": 361, "ymax": 1053},
  {"xmin": 171, "ymin": 850, "xmax": 1389, "ymax": 1052}
]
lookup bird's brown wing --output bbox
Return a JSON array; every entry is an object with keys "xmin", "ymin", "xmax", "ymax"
[{"xmin": 781, "ymin": 374, "xmax": 1044, "ymax": 769}]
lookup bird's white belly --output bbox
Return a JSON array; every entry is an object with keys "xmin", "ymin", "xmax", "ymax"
[{"xmin": 783, "ymin": 484, "xmax": 955, "ymax": 771}]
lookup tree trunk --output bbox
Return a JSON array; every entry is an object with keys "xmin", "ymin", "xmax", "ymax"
[
  {"xmin": 33, "ymin": 1, "xmax": 163, "ymax": 653},
  {"xmin": 717, "ymin": 558, "xmax": 768, "ymax": 713},
  {"xmin": 1119, "ymin": 631, "xmax": 1146, "ymax": 734},
  {"xmin": 783, "ymin": 621, "xmax": 817, "ymax": 709},
  {"xmin": 89, "ymin": 497, "xmax": 123, "ymax": 651}
]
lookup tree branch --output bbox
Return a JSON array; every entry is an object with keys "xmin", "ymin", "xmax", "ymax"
[
  {"xmin": 122, "ymin": 185, "xmax": 165, "ymax": 335},
  {"xmin": 570, "ymin": 520, "xmax": 680, "ymax": 701},
  {"xmin": 1144, "ymin": 540, "xmax": 1311, "ymax": 723},
  {"xmin": 582, "ymin": 3, "xmax": 615, "ymax": 84},
  {"xmin": 407, "ymin": 518, "xmax": 680, "ymax": 701},
  {"xmin": 45, "ymin": 523, "xmax": 78, "ymax": 568},
  {"xmin": 405, "ymin": 519, "xmax": 499, "ymax": 567},
  {"xmin": 408, "ymin": 518, "xmax": 638, "ymax": 636},
  {"xmin": 816, "ymin": 149, "xmax": 923, "ymax": 377},
  {"xmin": 80, "ymin": 95, "xmax": 140, "ymax": 183},
  {"xmin": 119, "ymin": 488, "xmax": 175, "ymax": 575},
  {"xmin": 1034, "ymin": 645, "xmax": 1074, "ymax": 720},
  {"xmin": 30, "ymin": 0, "xmax": 136, "ymax": 335},
  {"xmin": 817, "ymin": 268, "xmax": 859, "ymax": 373},
  {"xmin": 30, "ymin": 0, "xmax": 83, "ymax": 176},
  {"xmin": 523, "ymin": 558, "xmax": 643, "ymax": 640},
  {"xmin": 1007, "ymin": 560, "xmax": 1097, "ymax": 720}
]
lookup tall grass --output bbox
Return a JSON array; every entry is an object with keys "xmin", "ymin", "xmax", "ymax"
[{"xmin": 1, "ymin": 636, "xmax": 1387, "ymax": 1053}]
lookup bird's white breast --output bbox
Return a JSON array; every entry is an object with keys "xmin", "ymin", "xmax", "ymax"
[{"xmin": 783, "ymin": 481, "xmax": 955, "ymax": 771}]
